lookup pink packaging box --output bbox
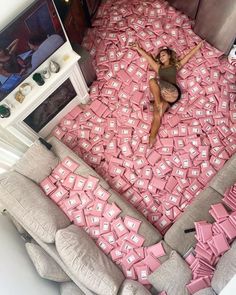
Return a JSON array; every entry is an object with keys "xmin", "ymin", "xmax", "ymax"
[
  {"xmin": 219, "ymin": 219, "xmax": 236, "ymax": 239},
  {"xmin": 103, "ymin": 203, "xmax": 122, "ymax": 222},
  {"xmin": 63, "ymin": 194, "xmax": 80, "ymax": 210},
  {"xmin": 135, "ymin": 264, "xmax": 150, "ymax": 285},
  {"xmin": 86, "ymin": 215, "xmax": 101, "ymax": 227},
  {"xmin": 212, "ymin": 233, "xmax": 230, "ymax": 255},
  {"xmin": 134, "ymin": 178, "xmax": 149, "ymax": 190},
  {"xmin": 92, "ymin": 199, "xmax": 106, "ymax": 217},
  {"xmin": 147, "ymin": 150, "xmax": 161, "ymax": 166},
  {"xmin": 89, "ymin": 226, "xmax": 101, "ymax": 239},
  {"xmin": 122, "ymin": 250, "xmax": 141, "ymax": 269},
  {"xmin": 121, "ymin": 266, "xmax": 137, "ymax": 280},
  {"xmin": 147, "ymin": 242, "xmax": 166, "ymax": 258},
  {"xmin": 172, "ymin": 167, "xmax": 187, "ymax": 178},
  {"xmin": 77, "ymin": 191, "xmax": 93, "ymax": 209},
  {"xmin": 72, "ymin": 209, "xmax": 86, "ymax": 227},
  {"xmin": 62, "ymin": 173, "xmax": 77, "ymax": 190},
  {"xmin": 93, "ymin": 185, "xmax": 110, "ymax": 201},
  {"xmin": 84, "ymin": 175, "xmax": 99, "ymax": 191},
  {"xmin": 142, "ymin": 253, "xmax": 161, "ymax": 272},
  {"xmin": 50, "ymin": 186, "xmax": 68, "ymax": 203},
  {"xmin": 97, "ymin": 237, "xmax": 113, "ymax": 255},
  {"xmin": 53, "ymin": 164, "xmax": 71, "ymax": 180},
  {"xmin": 74, "ymin": 175, "xmax": 87, "ymax": 191},
  {"xmin": 112, "ymin": 217, "xmax": 129, "ymax": 238},
  {"xmin": 186, "ymin": 277, "xmax": 210, "ymax": 294},
  {"xmin": 124, "ymin": 216, "xmax": 142, "ymax": 233},
  {"xmin": 120, "ymin": 241, "xmax": 135, "ymax": 253},
  {"xmin": 61, "ymin": 157, "xmax": 79, "ymax": 172},
  {"xmin": 40, "ymin": 177, "xmax": 57, "ymax": 195},
  {"xmin": 110, "ymin": 247, "xmax": 124, "ymax": 262},
  {"xmin": 127, "ymin": 232, "xmax": 145, "ymax": 248},
  {"xmin": 211, "ymin": 203, "xmax": 229, "ymax": 220}
]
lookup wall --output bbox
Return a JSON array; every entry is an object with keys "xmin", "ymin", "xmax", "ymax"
[{"xmin": 0, "ymin": 214, "xmax": 60, "ymax": 295}]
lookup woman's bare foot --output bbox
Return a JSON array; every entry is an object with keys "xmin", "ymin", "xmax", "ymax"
[{"xmin": 149, "ymin": 136, "xmax": 156, "ymax": 148}]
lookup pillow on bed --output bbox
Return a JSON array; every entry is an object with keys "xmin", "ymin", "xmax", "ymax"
[
  {"xmin": 26, "ymin": 243, "xmax": 70, "ymax": 282},
  {"xmin": 148, "ymin": 251, "xmax": 192, "ymax": 295},
  {"xmin": 13, "ymin": 139, "xmax": 59, "ymax": 183}
]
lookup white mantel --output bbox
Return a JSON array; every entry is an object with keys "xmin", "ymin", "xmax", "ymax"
[{"xmin": 0, "ymin": 1, "xmax": 90, "ymax": 146}]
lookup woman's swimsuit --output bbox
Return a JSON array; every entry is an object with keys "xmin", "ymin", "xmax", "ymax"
[{"xmin": 158, "ymin": 65, "xmax": 181, "ymax": 105}]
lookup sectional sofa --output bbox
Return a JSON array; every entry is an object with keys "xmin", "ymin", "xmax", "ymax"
[{"xmin": 0, "ymin": 137, "xmax": 235, "ymax": 295}]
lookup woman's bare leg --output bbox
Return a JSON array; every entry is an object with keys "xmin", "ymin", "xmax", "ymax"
[
  {"xmin": 149, "ymin": 78, "xmax": 161, "ymax": 105},
  {"xmin": 149, "ymin": 104, "xmax": 161, "ymax": 148}
]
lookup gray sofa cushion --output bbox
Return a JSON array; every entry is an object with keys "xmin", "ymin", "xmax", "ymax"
[
  {"xmin": 56, "ymin": 225, "xmax": 125, "ymax": 295},
  {"xmin": 13, "ymin": 139, "xmax": 59, "ymax": 183},
  {"xmin": 211, "ymin": 240, "xmax": 236, "ymax": 294},
  {"xmin": 148, "ymin": 251, "xmax": 192, "ymax": 295},
  {"xmin": 167, "ymin": 0, "xmax": 200, "ymax": 19},
  {"xmin": 25, "ymin": 243, "xmax": 70, "ymax": 282},
  {"xmin": 118, "ymin": 279, "xmax": 152, "ymax": 295},
  {"xmin": 209, "ymin": 153, "xmax": 236, "ymax": 195},
  {"xmin": 0, "ymin": 172, "xmax": 70, "ymax": 243},
  {"xmin": 195, "ymin": 288, "xmax": 216, "ymax": 295},
  {"xmin": 164, "ymin": 187, "xmax": 223, "ymax": 256},
  {"xmin": 60, "ymin": 282, "xmax": 85, "ymax": 295}
]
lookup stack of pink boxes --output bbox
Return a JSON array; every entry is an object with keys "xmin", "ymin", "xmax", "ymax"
[
  {"xmin": 185, "ymin": 196, "xmax": 236, "ymax": 294},
  {"xmin": 40, "ymin": 156, "xmax": 168, "ymax": 288},
  {"xmin": 52, "ymin": 0, "xmax": 236, "ymax": 234}
]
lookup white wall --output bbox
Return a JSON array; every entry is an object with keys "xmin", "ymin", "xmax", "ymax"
[
  {"xmin": 0, "ymin": 0, "xmax": 34, "ymax": 29},
  {"xmin": 0, "ymin": 214, "xmax": 60, "ymax": 295}
]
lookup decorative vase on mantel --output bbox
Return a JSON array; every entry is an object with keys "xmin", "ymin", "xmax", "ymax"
[
  {"xmin": 49, "ymin": 60, "xmax": 60, "ymax": 73},
  {"xmin": 0, "ymin": 105, "xmax": 11, "ymax": 118}
]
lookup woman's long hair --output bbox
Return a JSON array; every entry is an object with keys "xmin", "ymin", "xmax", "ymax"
[{"xmin": 155, "ymin": 47, "xmax": 179, "ymax": 68}]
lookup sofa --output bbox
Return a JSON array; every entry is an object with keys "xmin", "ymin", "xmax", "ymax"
[{"xmin": 0, "ymin": 136, "xmax": 235, "ymax": 295}]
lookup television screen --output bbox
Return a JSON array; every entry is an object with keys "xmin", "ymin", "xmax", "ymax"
[{"xmin": 0, "ymin": 0, "xmax": 66, "ymax": 101}]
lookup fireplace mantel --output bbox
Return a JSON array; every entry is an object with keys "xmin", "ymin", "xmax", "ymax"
[{"xmin": 0, "ymin": 47, "xmax": 90, "ymax": 146}]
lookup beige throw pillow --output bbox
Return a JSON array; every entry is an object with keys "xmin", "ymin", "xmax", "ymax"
[
  {"xmin": 56, "ymin": 225, "xmax": 124, "ymax": 295},
  {"xmin": 13, "ymin": 139, "xmax": 59, "ymax": 183},
  {"xmin": 148, "ymin": 251, "xmax": 192, "ymax": 295}
]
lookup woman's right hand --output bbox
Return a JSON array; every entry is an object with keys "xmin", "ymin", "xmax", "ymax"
[{"xmin": 129, "ymin": 42, "xmax": 141, "ymax": 51}]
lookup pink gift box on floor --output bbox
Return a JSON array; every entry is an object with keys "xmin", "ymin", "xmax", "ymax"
[
  {"xmin": 127, "ymin": 231, "xmax": 145, "ymax": 248},
  {"xmin": 63, "ymin": 194, "xmax": 80, "ymax": 210},
  {"xmin": 142, "ymin": 253, "xmax": 161, "ymax": 272},
  {"xmin": 97, "ymin": 237, "xmax": 113, "ymax": 255},
  {"xmin": 110, "ymin": 247, "xmax": 124, "ymax": 262},
  {"xmin": 135, "ymin": 264, "xmax": 150, "ymax": 285},
  {"xmin": 212, "ymin": 233, "xmax": 230, "ymax": 255},
  {"xmin": 112, "ymin": 217, "xmax": 129, "ymax": 238},
  {"xmin": 62, "ymin": 173, "xmax": 77, "ymax": 190},
  {"xmin": 186, "ymin": 277, "xmax": 210, "ymax": 294}
]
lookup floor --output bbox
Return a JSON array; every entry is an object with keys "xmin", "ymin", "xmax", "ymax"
[{"xmin": 52, "ymin": 0, "xmax": 236, "ymax": 235}]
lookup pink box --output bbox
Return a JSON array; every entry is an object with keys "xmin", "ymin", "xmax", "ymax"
[
  {"xmin": 147, "ymin": 150, "xmax": 161, "ymax": 166},
  {"xmin": 97, "ymin": 237, "xmax": 113, "ymax": 255},
  {"xmin": 110, "ymin": 247, "xmax": 124, "ymax": 262},
  {"xmin": 62, "ymin": 173, "xmax": 77, "ymax": 190},
  {"xmin": 72, "ymin": 209, "xmax": 86, "ymax": 227},
  {"xmin": 40, "ymin": 177, "xmax": 57, "ymax": 195},
  {"xmin": 122, "ymin": 250, "xmax": 141, "ymax": 269},
  {"xmin": 120, "ymin": 241, "xmax": 135, "ymax": 253},
  {"xmin": 172, "ymin": 167, "xmax": 187, "ymax": 178},
  {"xmin": 89, "ymin": 226, "xmax": 101, "ymax": 239},
  {"xmin": 127, "ymin": 231, "xmax": 145, "ymax": 248},
  {"xmin": 211, "ymin": 203, "xmax": 229, "ymax": 220},
  {"xmin": 142, "ymin": 253, "xmax": 161, "ymax": 272},
  {"xmin": 61, "ymin": 157, "xmax": 79, "ymax": 172},
  {"xmin": 124, "ymin": 216, "xmax": 142, "ymax": 233},
  {"xmin": 86, "ymin": 215, "xmax": 101, "ymax": 227},
  {"xmin": 93, "ymin": 185, "xmax": 110, "ymax": 201},
  {"xmin": 74, "ymin": 175, "xmax": 87, "ymax": 191},
  {"xmin": 53, "ymin": 164, "xmax": 71, "ymax": 180},
  {"xmin": 212, "ymin": 233, "xmax": 230, "ymax": 255},
  {"xmin": 99, "ymin": 218, "xmax": 111, "ymax": 234},
  {"xmin": 84, "ymin": 175, "xmax": 99, "ymax": 191},
  {"xmin": 112, "ymin": 217, "xmax": 129, "ymax": 238},
  {"xmin": 63, "ymin": 194, "xmax": 80, "ymax": 210},
  {"xmin": 134, "ymin": 178, "xmax": 149, "ymax": 190},
  {"xmin": 135, "ymin": 264, "xmax": 150, "ymax": 285},
  {"xmin": 147, "ymin": 242, "xmax": 166, "ymax": 258},
  {"xmin": 50, "ymin": 186, "xmax": 68, "ymax": 203},
  {"xmin": 103, "ymin": 203, "xmax": 121, "ymax": 222},
  {"xmin": 91, "ymin": 199, "xmax": 106, "ymax": 217},
  {"xmin": 186, "ymin": 277, "xmax": 210, "ymax": 294}
]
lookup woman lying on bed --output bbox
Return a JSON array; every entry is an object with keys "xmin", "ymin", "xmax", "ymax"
[{"xmin": 130, "ymin": 41, "xmax": 203, "ymax": 148}]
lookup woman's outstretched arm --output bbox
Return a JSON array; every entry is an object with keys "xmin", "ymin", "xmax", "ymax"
[
  {"xmin": 179, "ymin": 41, "xmax": 204, "ymax": 68},
  {"xmin": 130, "ymin": 42, "xmax": 160, "ymax": 73}
]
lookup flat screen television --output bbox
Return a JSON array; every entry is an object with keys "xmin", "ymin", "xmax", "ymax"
[{"xmin": 0, "ymin": 0, "xmax": 66, "ymax": 102}]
